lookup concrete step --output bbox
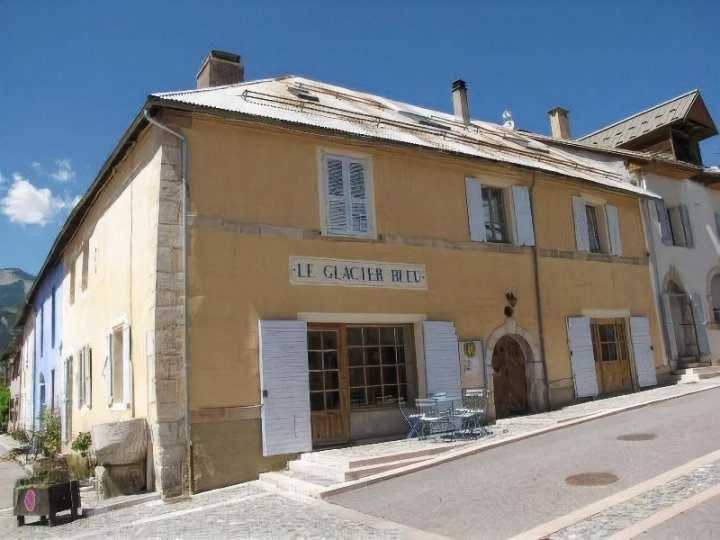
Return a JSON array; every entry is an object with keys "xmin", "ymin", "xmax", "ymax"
[
  {"xmin": 671, "ymin": 365, "xmax": 720, "ymax": 384},
  {"xmin": 298, "ymin": 444, "xmax": 451, "ymax": 469},
  {"xmin": 258, "ymin": 470, "xmax": 327, "ymax": 497}
]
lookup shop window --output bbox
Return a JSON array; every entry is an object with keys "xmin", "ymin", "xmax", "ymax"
[{"xmin": 320, "ymin": 153, "xmax": 373, "ymax": 238}]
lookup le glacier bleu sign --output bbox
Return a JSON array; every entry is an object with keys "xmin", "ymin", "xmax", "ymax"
[{"xmin": 290, "ymin": 256, "xmax": 427, "ymax": 289}]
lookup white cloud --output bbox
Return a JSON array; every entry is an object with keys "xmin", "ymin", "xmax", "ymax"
[
  {"xmin": 0, "ymin": 171, "xmax": 6, "ymax": 186},
  {"xmin": 0, "ymin": 174, "xmax": 69, "ymax": 226},
  {"xmin": 51, "ymin": 159, "xmax": 75, "ymax": 182}
]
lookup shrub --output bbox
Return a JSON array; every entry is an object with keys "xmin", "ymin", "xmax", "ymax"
[
  {"xmin": 71, "ymin": 431, "xmax": 92, "ymax": 458},
  {"xmin": 0, "ymin": 386, "xmax": 9, "ymax": 426},
  {"xmin": 9, "ymin": 428, "xmax": 29, "ymax": 444},
  {"xmin": 40, "ymin": 410, "xmax": 61, "ymax": 458}
]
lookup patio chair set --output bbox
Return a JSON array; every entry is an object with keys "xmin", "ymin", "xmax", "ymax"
[{"xmin": 398, "ymin": 389, "xmax": 492, "ymax": 442}]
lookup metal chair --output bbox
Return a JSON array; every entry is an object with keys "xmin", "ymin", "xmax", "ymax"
[
  {"xmin": 454, "ymin": 388, "xmax": 492, "ymax": 439},
  {"xmin": 398, "ymin": 397, "xmax": 424, "ymax": 439},
  {"xmin": 415, "ymin": 397, "xmax": 454, "ymax": 440}
]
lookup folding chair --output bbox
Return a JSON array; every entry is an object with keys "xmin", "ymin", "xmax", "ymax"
[{"xmin": 398, "ymin": 397, "xmax": 424, "ymax": 439}]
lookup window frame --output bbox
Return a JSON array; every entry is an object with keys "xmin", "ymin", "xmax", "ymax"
[
  {"xmin": 318, "ymin": 149, "xmax": 376, "ymax": 239},
  {"xmin": 481, "ymin": 185, "xmax": 510, "ymax": 243},
  {"xmin": 106, "ymin": 317, "xmax": 132, "ymax": 411}
]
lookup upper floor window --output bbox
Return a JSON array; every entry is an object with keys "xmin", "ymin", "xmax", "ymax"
[
  {"xmin": 465, "ymin": 178, "xmax": 535, "ymax": 246},
  {"xmin": 321, "ymin": 153, "xmax": 373, "ymax": 238},
  {"xmin": 572, "ymin": 196, "xmax": 622, "ymax": 256},
  {"xmin": 51, "ymin": 287, "xmax": 56, "ymax": 348},
  {"xmin": 81, "ymin": 240, "xmax": 90, "ymax": 291},
  {"xmin": 654, "ymin": 200, "xmax": 694, "ymax": 248},
  {"xmin": 104, "ymin": 319, "xmax": 131, "ymax": 410}
]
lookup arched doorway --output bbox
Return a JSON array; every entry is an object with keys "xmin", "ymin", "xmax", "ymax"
[{"xmin": 491, "ymin": 336, "xmax": 528, "ymax": 418}]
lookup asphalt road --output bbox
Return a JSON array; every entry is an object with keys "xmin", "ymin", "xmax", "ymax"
[{"xmin": 328, "ymin": 387, "xmax": 720, "ymax": 539}]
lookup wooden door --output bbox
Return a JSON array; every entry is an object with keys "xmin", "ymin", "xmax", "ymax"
[
  {"xmin": 307, "ymin": 327, "xmax": 349, "ymax": 446},
  {"xmin": 591, "ymin": 319, "xmax": 633, "ymax": 394},
  {"xmin": 491, "ymin": 336, "xmax": 528, "ymax": 418}
]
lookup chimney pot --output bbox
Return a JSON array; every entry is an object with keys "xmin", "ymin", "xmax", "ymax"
[
  {"xmin": 197, "ymin": 50, "xmax": 244, "ymax": 89},
  {"xmin": 548, "ymin": 106, "xmax": 571, "ymax": 140},
  {"xmin": 452, "ymin": 79, "xmax": 470, "ymax": 124}
]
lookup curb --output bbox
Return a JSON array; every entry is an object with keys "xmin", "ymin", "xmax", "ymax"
[
  {"xmin": 82, "ymin": 492, "xmax": 161, "ymax": 516},
  {"xmin": 319, "ymin": 382, "xmax": 720, "ymax": 499}
]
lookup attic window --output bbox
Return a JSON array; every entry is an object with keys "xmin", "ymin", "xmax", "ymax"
[
  {"xmin": 288, "ymin": 87, "xmax": 320, "ymax": 102},
  {"xmin": 398, "ymin": 111, "xmax": 450, "ymax": 131}
]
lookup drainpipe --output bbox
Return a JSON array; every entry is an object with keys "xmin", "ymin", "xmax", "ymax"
[
  {"xmin": 528, "ymin": 173, "xmax": 552, "ymax": 411},
  {"xmin": 143, "ymin": 108, "xmax": 193, "ymax": 495}
]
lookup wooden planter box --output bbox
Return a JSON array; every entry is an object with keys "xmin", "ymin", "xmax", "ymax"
[{"xmin": 14, "ymin": 480, "xmax": 80, "ymax": 526}]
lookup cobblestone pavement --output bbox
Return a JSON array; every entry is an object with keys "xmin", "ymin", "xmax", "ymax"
[{"xmin": 549, "ymin": 461, "xmax": 720, "ymax": 539}]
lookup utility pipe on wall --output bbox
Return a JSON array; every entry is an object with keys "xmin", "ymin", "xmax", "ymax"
[{"xmin": 143, "ymin": 108, "xmax": 193, "ymax": 495}]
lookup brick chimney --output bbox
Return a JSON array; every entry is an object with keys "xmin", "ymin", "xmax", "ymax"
[
  {"xmin": 548, "ymin": 107, "xmax": 571, "ymax": 140},
  {"xmin": 452, "ymin": 79, "xmax": 470, "ymax": 124},
  {"xmin": 196, "ymin": 50, "xmax": 244, "ymax": 88}
]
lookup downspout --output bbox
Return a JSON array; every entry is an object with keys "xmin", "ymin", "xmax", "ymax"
[
  {"xmin": 143, "ymin": 108, "xmax": 193, "ymax": 495},
  {"xmin": 528, "ymin": 173, "xmax": 552, "ymax": 411}
]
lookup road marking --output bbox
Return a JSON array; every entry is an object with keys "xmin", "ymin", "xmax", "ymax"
[
  {"xmin": 509, "ymin": 448, "xmax": 720, "ymax": 540},
  {"xmin": 608, "ymin": 483, "xmax": 720, "ymax": 540}
]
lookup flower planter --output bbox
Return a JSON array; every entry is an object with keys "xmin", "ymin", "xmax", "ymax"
[{"xmin": 14, "ymin": 480, "xmax": 80, "ymax": 526}]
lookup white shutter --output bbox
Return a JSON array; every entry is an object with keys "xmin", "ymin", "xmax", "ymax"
[
  {"xmin": 259, "ymin": 320, "xmax": 312, "ymax": 456},
  {"xmin": 423, "ymin": 321, "xmax": 462, "ymax": 406},
  {"xmin": 605, "ymin": 204, "xmax": 623, "ymax": 256},
  {"xmin": 122, "ymin": 325, "xmax": 131, "ymax": 404},
  {"xmin": 572, "ymin": 196, "xmax": 590, "ymax": 252},
  {"xmin": 512, "ymin": 185, "xmax": 535, "ymax": 246},
  {"xmin": 326, "ymin": 157, "xmax": 348, "ymax": 234},
  {"xmin": 566, "ymin": 317, "xmax": 598, "ymax": 398},
  {"xmin": 104, "ymin": 334, "xmax": 113, "ymax": 406},
  {"xmin": 679, "ymin": 204, "xmax": 694, "ymax": 248},
  {"xmin": 465, "ymin": 178, "xmax": 487, "ymax": 242},
  {"xmin": 348, "ymin": 160, "xmax": 369, "ymax": 234},
  {"xmin": 85, "ymin": 346, "xmax": 92, "ymax": 409},
  {"xmin": 661, "ymin": 294, "xmax": 678, "ymax": 361},
  {"xmin": 630, "ymin": 317, "xmax": 657, "ymax": 387},
  {"xmin": 655, "ymin": 200, "xmax": 673, "ymax": 245},
  {"xmin": 691, "ymin": 294, "xmax": 710, "ymax": 356},
  {"xmin": 76, "ymin": 349, "xmax": 83, "ymax": 410}
]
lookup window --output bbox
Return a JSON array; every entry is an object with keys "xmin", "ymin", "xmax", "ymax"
[
  {"xmin": 81, "ymin": 241, "xmax": 90, "ymax": 291},
  {"xmin": 590, "ymin": 320, "xmax": 629, "ymax": 363},
  {"xmin": 465, "ymin": 178, "xmax": 535, "ymax": 246},
  {"xmin": 68, "ymin": 262, "xmax": 76, "ymax": 305},
  {"xmin": 321, "ymin": 153, "xmax": 373, "ymax": 237},
  {"xmin": 39, "ymin": 307, "xmax": 44, "ymax": 357},
  {"xmin": 654, "ymin": 200, "xmax": 694, "ymax": 248},
  {"xmin": 51, "ymin": 287, "xmax": 56, "ymax": 348},
  {"xmin": 104, "ymin": 321, "xmax": 131, "ymax": 409},
  {"xmin": 77, "ymin": 346, "xmax": 92, "ymax": 409},
  {"xmin": 51, "ymin": 369, "xmax": 56, "ymax": 413},
  {"xmin": 711, "ymin": 274, "xmax": 720, "ymax": 323},
  {"xmin": 572, "ymin": 196, "xmax": 622, "ymax": 256}
]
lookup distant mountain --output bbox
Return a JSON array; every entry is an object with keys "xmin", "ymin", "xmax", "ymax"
[{"xmin": 0, "ymin": 268, "xmax": 34, "ymax": 356}]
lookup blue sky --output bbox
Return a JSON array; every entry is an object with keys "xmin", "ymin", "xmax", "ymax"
[{"xmin": 1, "ymin": 0, "xmax": 719, "ymax": 275}]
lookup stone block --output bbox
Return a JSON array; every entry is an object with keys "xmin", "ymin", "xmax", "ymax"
[
  {"xmin": 95, "ymin": 463, "xmax": 146, "ymax": 498},
  {"xmin": 92, "ymin": 418, "xmax": 147, "ymax": 466},
  {"xmin": 159, "ymin": 200, "xmax": 181, "ymax": 225}
]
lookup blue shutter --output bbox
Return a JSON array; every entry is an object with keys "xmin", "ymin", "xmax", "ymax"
[
  {"xmin": 512, "ymin": 185, "xmax": 535, "ymax": 246},
  {"xmin": 691, "ymin": 294, "xmax": 710, "ymax": 356},
  {"xmin": 654, "ymin": 200, "xmax": 673, "ymax": 245},
  {"xmin": 465, "ymin": 178, "xmax": 486, "ymax": 242},
  {"xmin": 679, "ymin": 204, "xmax": 694, "ymax": 248},
  {"xmin": 259, "ymin": 320, "xmax": 312, "ymax": 456},
  {"xmin": 566, "ymin": 317, "xmax": 598, "ymax": 398},
  {"xmin": 661, "ymin": 294, "xmax": 678, "ymax": 361},
  {"xmin": 572, "ymin": 197, "xmax": 589, "ymax": 252},
  {"xmin": 326, "ymin": 157, "xmax": 348, "ymax": 234},
  {"xmin": 423, "ymin": 321, "xmax": 462, "ymax": 407},
  {"xmin": 630, "ymin": 317, "xmax": 657, "ymax": 387},
  {"xmin": 605, "ymin": 204, "xmax": 622, "ymax": 256}
]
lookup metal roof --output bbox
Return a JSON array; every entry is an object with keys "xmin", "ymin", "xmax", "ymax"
[
  {"xmin": 578, "ymin": 90, "xmax": 706, "ymax": 148},
  {"xmin": 152, "ymin": 76, "xmax": 658, "ymax": 199}
]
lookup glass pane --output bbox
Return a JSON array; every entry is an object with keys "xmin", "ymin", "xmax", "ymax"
[
  {"xmin": 323, "ymin": 331, "xmax": 338, "ymax": 350},
  {"xmin": 398, "ymin": 367, "xmax": 407, "ymax": 384},
  {"xmin": 347, "ymin": 327, "xmax": 363, "ymax": 346},
  {"xmin": 367, "ymin": 387, "xmax": 381, "ymax": 405},
  {"xmin": 326, "ymin": 392, "xmax": 340, "ymax": 410},
  {"xmin": 348, "ymin": 347, "xmax": 364, "ymax": 366},
  {"xmin": 599, "ymin": 324, "xmax": 615, "ymax": 342},
  {"xmin": 325, "ymin": 371, "xmax": 339, "ymax": 390},
  {"xmin": 383, "ymin": 366, "xmax": 398, "ymax": 385},
  {"xmin": 365, "ymin": 327, "xmax": 380, "ymax": 346},
  {"xmin": 310, "ymin": 392, "xmax": 324, "ymax": 411},
  {"xmin": 307, "ymin": 332, "xmax": 322, "ymax": 351},
  {"xmin": 308, "ymin": 351, "xmax": 322, "ymax": 371},
  {"xmin": 380, "ymin": 327, "xmax": 395, "ymax": 345},
  {"xmin": 366, "ymin": 367, "xmax": 381, "ymax": 386},
  {"xmin": 350, "ymin": 388, "xmax": 366, "ymax": 407},
  {"xmin": 365, "ymin": 348, "xmax": 381, "ymax": 365},
  {"xmin": 309, "ymin": 371, "xmax": 323, "ymax": 391},
  {"xmin": 396, "ymin": 347, "xmax": 405, "ymax": 364},
  {"xmin": 383, "ymin": 386, "xmax": 397, "ymax": 400},
  {"xmin": 381, "ymin": 347, "xmax": 397, "ymax": 365},
  {"xmin": 350, "ymin": 368, "xmax": 365, "ymax": 387},
  {"xmin": 398, "ymin": 384, "xmax": 408, "ymax": 400},
  {"xmin": 324, "ymin": 351, "xmax": 338, "ymax": 370}
]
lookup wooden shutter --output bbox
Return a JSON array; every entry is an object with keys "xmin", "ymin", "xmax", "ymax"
[
  {"xmin": 679, "ymin": 204, "xmax": 694, "ymax": 248},
  {"xmin": 630, "ymin": 317, "xmax": 657, "ymax": 388},
  {"xmin": 566, "ymin": 317, "xmax": 598, "ymax": 398},
  {"xmin": 605, "ymin": 204, "xmax": 623, "ymax": 256},
  {"xmin": 512, "ymin": 185, "xmax": 535, "ymax": 246},
  {"xmin": 691, "ymin": 294, "xmax": 710, "ymax": 356},
  {"xmin": 572, "ymin": 196, "xmax": 589, "ymax": 252},
  {"xmin": 661, "ymin": 294, "xmax": 678, "ymax": 361},
  {"xmin": 423, "ymin": 321, "xmax": 462, "ymax": 406},
  {"xmin": 348, "ymin": 159, "xmax": 369, "ymax": 234},
  {"xmin": 259, "ymin": 320, "xmax": 312, "ymax": 456},
  {"xmin": 104, "ymin": 334, "xmax": 113, "ymax": 406},
  {"xmin": 325, "ymin": 157, "xmax": 348, "ymax": 234},
  {"xmin": 465, "ymin": 178, "xmax": 486, "ymax": 242},
  {"xmin": 654, "ymin": 200, "xmax": 673, "ymax": 245}
]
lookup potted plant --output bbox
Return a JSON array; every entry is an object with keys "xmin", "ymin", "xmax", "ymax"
[{"xmin": 13, "ymin": 411, "xmax": 81, "ymax": 526}]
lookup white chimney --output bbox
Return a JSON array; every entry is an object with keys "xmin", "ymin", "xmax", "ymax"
[
  {"xmin": 548, "ymin": 107, "xmax": 571, "ymax": 140},
  {"xmin": 196, "ymin": 50, "xmax": 244, "ymax": 89},
  {"xmin": 452, "ymin": 79, "xmax": 470, "ymax": 124}
]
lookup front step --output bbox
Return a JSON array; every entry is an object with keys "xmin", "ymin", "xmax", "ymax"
[
  {"xmin": 671, "ymin": 365, "xmax": 720, "ymax": 384},
  {"xmin": 289, "ymin": 454, "xmax": 433, "ymax": 482}
]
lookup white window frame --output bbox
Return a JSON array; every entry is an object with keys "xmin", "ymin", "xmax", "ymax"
[
  {"xmin": 572, "ymin": 193, "xmax": 621, "ymax": 256},
  {"xmin": 317, "ymin": 149, "xmax": 376, "ymax": 239},
  {"xmin": 77, "ymin": 343, "xmax": 92, "ymax": 410},
  {"xmin": 106, "ymin": 317, "xmax": 132, "ymax": 411}
]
